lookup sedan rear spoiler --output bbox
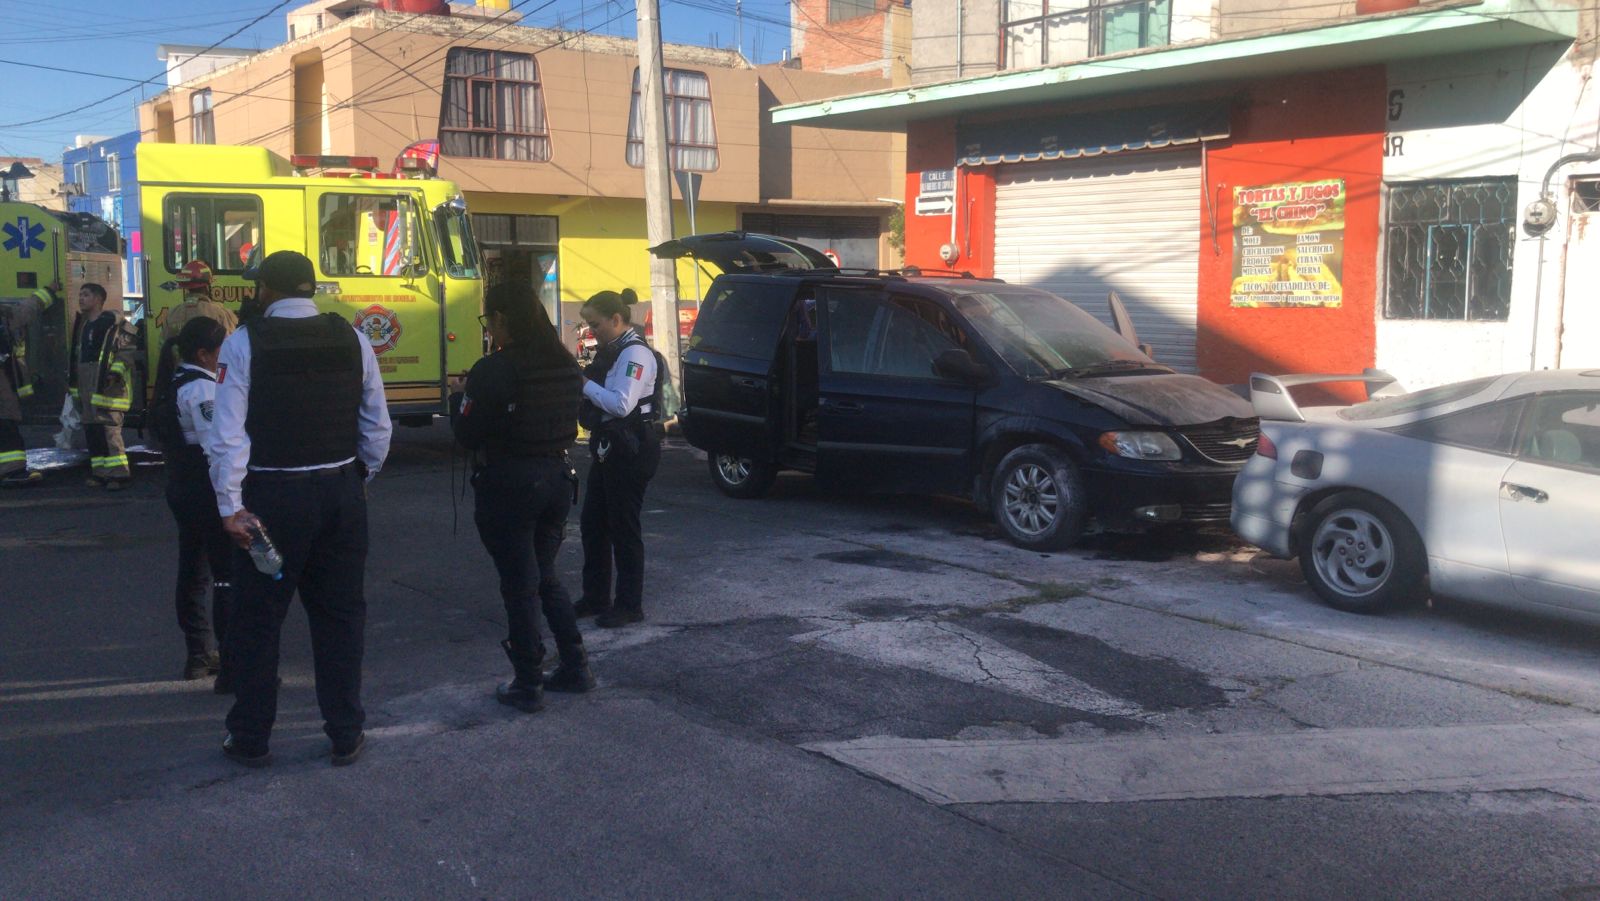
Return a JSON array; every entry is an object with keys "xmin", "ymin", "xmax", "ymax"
[{"xmin": 1248, "ymin": 370, "xmax": 1405, "ymax": 422}]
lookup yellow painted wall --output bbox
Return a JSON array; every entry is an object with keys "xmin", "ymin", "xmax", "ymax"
[{"xmin": 465, "ymin": 192, "xmax": 737, "ymax": 335}]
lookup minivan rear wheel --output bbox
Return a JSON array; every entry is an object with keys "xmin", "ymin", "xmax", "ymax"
[
  {"xmin": 990, "ymin": 444, "xmax": 1086, "ymax": 551},
  {"xmin": 707, "ymin": 453, "xmax": 777, "ymax": 499}
]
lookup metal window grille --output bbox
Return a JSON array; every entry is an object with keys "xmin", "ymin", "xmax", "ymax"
[
  {"xmin": 439, "ymin": 48, "xmax": 551, "ymax": 162},
  {"xmin": 472, "ymin": 214, "xmax": 557, "ymax": 247},
  {"xmin": 190, "ymin": 90, "xmax": 215, "ymax": 145},
  {"xmin": 626, "ymin": 68, "xmax": 719, "ymax": 172},
  {"xmin": 828, "ymin": 0, "xmax": 877, "ymax": 22},
  {"xmin": 1384, "ymin": 178, "xmax": 1516, "ymax": 321},
  {"xmin": 1000, "ymin": 0, "xmax": 1171, "ymax": 69},
  {"xmin": 1573, "ymin": 178, "xmax": 1600, "ymax": 214}
]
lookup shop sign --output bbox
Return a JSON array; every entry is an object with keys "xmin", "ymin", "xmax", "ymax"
[{"xmin": 1231, "ymin": 179, "xmax": 1345, "ymax": 308}]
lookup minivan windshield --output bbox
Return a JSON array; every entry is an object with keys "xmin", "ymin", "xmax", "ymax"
[{"xmin": 950, "ymin": 288, "xmax": 1157, "ymax": 379}]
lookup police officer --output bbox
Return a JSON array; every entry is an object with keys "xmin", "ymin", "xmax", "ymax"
[
  {"xmin": 451, "ymin": 281, "xmax": 595, "ymax": 712},
  {"xmin": 207, "ymin": 251, "xmax": 392, "ymax": 768},
  {"xmin": 152, "ymin": 316, "xmax": 234, "ymax": 686},
  {"xmin": 573, "ymin": 289, "xmax": 661, "ymax": 629},
  {"xmin": 161, "ymin": 260, "xmax": 238, "ymax": 343},
  {"xmin": 0, "ymin": 283, "xmax": 57, "ymax": 488},
  {"xmin": 69, "ymin": 283, "xmax": 137, "ymax": 489}
]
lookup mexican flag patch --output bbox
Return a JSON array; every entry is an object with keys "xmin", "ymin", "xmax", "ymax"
[{"xmin": 625, "ymin": 361, "xmax": 644, "ymax": 381}]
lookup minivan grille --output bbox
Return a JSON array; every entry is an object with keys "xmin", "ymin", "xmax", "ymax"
[{"xmin": 1179, "ymin": 418, "xmax": 1260, "ymax": 464}]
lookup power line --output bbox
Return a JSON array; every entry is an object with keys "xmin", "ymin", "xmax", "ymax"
[{"xmin": 0, "ymin": 0, "xmax": 297, "ymax": 129}]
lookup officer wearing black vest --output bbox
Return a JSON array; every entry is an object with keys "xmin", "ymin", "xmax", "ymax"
[
  {"xmin": 573, "ymin": 289, "xmax": 662, "ymax": 629},
  {"xmin": 206, "ymin": 250, "xmax": 392, "ymax": 768},
  {"xmin": 451, "ymin": 281, "xmax": 594, "ymax": 712}
]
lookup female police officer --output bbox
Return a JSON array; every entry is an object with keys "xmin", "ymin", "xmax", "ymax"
[
  {"xmin": 451, "ymin": 282, "xmax": 595, "ymax": 712},
  {"xmin": 572, "ymin": 289, "xmax": 661, "ymax": 629}
]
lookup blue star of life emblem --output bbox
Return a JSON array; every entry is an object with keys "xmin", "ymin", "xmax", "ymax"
[{"xmin": 3, "ymin": 216, "xmax": 47, "ymax": 259}]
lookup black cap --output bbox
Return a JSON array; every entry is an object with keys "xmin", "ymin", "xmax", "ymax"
[{"xmin": 251, "ymin": 250, "xmax": 315, "ymax": 296}]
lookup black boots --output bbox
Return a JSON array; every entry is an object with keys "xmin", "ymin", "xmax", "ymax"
[
  {"xmin": 545, "ymin": 647, "xmax": 597, "ymax": 694},
  {"xmin": 496, "ymin": 640, "xmax": 546, "ymax": 713},
  {"xmin": 183, "ymin": 650, "xmax": 221, "ymax": 681}
]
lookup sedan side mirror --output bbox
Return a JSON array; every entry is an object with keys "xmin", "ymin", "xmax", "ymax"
[{"xmin": 933, "ymin": 348, "xmax": 991, "ymax": 384}]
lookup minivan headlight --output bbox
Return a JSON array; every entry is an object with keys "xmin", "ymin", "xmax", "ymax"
[{"xmin": 1098, "ymin": 430, "xmax": 1182, "ymax": 461}]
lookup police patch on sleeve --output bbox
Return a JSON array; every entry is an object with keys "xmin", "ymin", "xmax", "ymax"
[{"xmin": 200, "ymin": 400, "xmax": 215, "ymax": 422}]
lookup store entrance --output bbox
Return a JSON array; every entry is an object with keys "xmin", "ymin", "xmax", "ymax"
[{"xmin": 474, "ymin": 213, "xmax": 560, "ymax": 338}]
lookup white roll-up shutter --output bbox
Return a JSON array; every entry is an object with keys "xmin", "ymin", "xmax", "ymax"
[{"xmin": 993, "ymin": 151, "xmax": 1201, "ymax": 372}]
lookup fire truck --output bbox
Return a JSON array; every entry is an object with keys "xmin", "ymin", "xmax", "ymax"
[
  {"xmin": 137, "ymin": 143, "xmax": 486, "ymax": 422},
  {"xmin": 0, "ymin": 193, "xmax": 123, "ymax": 421}
]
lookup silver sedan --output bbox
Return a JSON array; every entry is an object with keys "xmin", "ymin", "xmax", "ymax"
[{"xmin": 1231, "ymin": 369, "xmax": 1600, "ymax": 618}]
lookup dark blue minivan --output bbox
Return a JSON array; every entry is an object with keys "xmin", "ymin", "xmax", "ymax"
[{"xmin": 655, "ymin": 233, "xmax": 1258, "ymax": 550}]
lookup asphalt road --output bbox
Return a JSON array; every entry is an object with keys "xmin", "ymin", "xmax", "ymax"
[{"xmin": 4, "ymin": 423, "xmax": 1600, "ymax": 898}]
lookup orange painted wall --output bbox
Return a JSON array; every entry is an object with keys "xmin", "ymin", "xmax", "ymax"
[
  {"xmin": 904, "ymin": 118, "xmax": 995, "ymax": 277},
  {"xmin": 1198, "ymin": 68, "xmax": 1386, "ymax": 393}
]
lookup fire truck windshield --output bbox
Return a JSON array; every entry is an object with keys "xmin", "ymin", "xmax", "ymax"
[{"xmin": 433, "ymin": 202, "xmax": 480, "ymax": 279}]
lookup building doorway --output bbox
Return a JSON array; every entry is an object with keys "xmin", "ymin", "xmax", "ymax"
[
  {"xmin": 475, "ymin": 213, "xmax": 560, "ymax": 331},
  {"xmin": 1559, "ymin": 177, "xmax": 1600, "ymax": 369}
]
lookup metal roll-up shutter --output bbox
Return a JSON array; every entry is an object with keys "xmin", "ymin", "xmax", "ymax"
[{"xmin": 993, "ymin": 151, "xmax": 1201, "ymax": 372}]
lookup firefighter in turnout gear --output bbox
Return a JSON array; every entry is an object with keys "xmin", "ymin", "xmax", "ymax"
[
  {"xmin": 209, "ymin": 251, "xmax": 392, "ymax": 768},
  {"xmin": 574, "ymin": 289, "xmax": 663, "ymax": 629},
  {"xmin": 161, "ymin": 260, "xmax": 238, "ymax": 343},
  {"xmin": 0, "ymin": 284, "xmax": 57, "ymax": 487},
  {"xmin": 451, "ymin": 281, "xmax": 595, "ymax": 713},
  {"xmin": 69, "ymin": 282, "xmax": 138, "ymax": 488}
]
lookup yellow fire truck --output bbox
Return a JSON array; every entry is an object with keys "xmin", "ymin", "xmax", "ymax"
[
  {"xmin": 0, "ymin": 196, "xmax": 123, "ymax": 420},
  {"xmin": 138, "ymin": 143, "xmax": 485, "ymax": 422}
]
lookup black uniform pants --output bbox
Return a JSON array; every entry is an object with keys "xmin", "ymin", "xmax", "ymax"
[
  {"xmin": 580, "ymin": 427, "xmax": 660, "ymax": 612},
  {"xmin": 225, "ymin": 466, "xmax": 368, "ymax": 752},
  {"xmin": 164, "ymin": 458, "xmax": 233, "ymax": 658},
  {"xmin": 473, "ymin": 456, "xmax": 584, "ymax": 679},
  {"xmin": 0, "ymin": 419, "xmax": 24, "ymax": 477}
]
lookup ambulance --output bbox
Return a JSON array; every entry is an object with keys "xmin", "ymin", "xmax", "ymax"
[
  {"xmin": 137, "ymin": 143, "xmax": 486, "ymax": 422},
  {"xmin": 0, "ymin": 194, "xmax": 123, "ymax": 420}
]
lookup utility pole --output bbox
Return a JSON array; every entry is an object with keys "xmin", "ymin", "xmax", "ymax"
[
  {"xmin": 736, "ymin": 0, "xmax": 743, "ymax": 58},
  {"xmin": 635, "ymin": 0, "xmax": 681, "ymax": 387}
]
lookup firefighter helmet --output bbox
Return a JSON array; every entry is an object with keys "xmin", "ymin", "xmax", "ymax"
[{"xmin": 176, "ymin": 260, "xmax": 213, "ymax": 291}]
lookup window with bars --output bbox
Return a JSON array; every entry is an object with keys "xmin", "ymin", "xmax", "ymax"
[
  {"xmin": 439, "ymin": 48, "xmax": 551, "ymax": 162},
  {"xmin": 627, "ymin": 68, "xmax": 719, "ymax": 173},
  {"xmin": 1385, "ymin": 178, "xmax": 1516, "ymax": 321},
  {"xmin": 829, "ymin": 0, "xmax": 877, "ymax": 21},
  {"xmin": 191, "ymin": 89, "xmax": 215, "ymax": 144},
  {"xmin": 1001, "ymin": 0, "xmax": 1171, "ymax": 69}
]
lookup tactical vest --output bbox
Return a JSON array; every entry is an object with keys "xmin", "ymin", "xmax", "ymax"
[
  {"xmin": 245, "ymin": 314, "xmax": 363, "ymax": 468},
  {"xmin": 491, "ymin": 345, "xmax": 582, "ymax": 460},
  {"xmin": 581, "ymin": 332, "xmax": 664, "ymax": 429},
  {"xmin": 154, "ymin": 368, "xmax": 214, "ymax": 471}
]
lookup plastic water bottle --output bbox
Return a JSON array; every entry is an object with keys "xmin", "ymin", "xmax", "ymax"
[{"xmin": 248, "ymin": 524, "xmax": 284, "ymax": 581}]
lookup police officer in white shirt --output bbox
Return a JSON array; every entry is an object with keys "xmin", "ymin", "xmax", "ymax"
[
  {"xmin": 572, "ymin": 289, "xmax": 662, "ymax": 629},
  {"xmin": 152, "ymin": 316, "xmax": 233, "ymax": 688},
  {"xmin": 206, "ymin": 250, "xmax": 392, "ymax": 768}
]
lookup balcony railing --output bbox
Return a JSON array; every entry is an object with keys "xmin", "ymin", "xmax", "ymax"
[{"xmin": 1000, "ymin": 0, "xmax": 1172, "ymax": 69}]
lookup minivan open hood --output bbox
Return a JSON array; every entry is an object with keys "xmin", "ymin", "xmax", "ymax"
[
  {"xmin": 1048, "ymin": 373, "xmax": 1254, "ymax": 427},
  {"xmin": 648, "ymin": 232, "xmax": 838, "ymax": 273}
]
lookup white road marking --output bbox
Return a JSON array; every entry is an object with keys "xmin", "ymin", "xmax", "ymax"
[
  {"xmin": 804, "ymin": 719, "xmax": 1600, "ymax": 805},
  {"xmin": 790, "ymin": 620, "xmax": 1151, "ymax": 721}
]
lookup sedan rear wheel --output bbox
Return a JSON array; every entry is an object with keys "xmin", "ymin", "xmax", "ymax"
[{"xmin": 1298, "ymin": 492, "xmax": 1425, "ymax": 613}]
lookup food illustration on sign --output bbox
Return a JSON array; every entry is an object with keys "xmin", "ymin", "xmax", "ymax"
[
  {"xmin": 353, "ymin": 304, "xmax": 402, "ymax": 355},
  {"xmin": 1231, "ymin": 179, "xmax": 1346, "ymax": 308}
]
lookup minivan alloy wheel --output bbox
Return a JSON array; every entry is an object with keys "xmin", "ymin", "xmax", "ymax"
[
  {"xmin": 716, "ymin": 454, "xmax": 752, "ymax": 485},
  {"xmin": 1002, "ymin": 463, "xmax": 1059, "ymax": 536}
]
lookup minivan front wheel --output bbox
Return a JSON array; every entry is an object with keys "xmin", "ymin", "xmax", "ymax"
[
  {"xmin": 707, "ymin": 453, "xmax": 777, "ymax": 499},
  {"xmin": 990, "ymin": 444, "xmax": 1086, "ymax": 550}
]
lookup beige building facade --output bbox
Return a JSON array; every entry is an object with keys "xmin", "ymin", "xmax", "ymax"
[{"xmin": 137, "ymin": 8, "xmax": 900, "ymax": 337}]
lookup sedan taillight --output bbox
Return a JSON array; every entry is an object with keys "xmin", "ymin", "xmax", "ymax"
[{"xmin": 1257, "ymin": 432, "xmax": 1279, "ymax": 460}]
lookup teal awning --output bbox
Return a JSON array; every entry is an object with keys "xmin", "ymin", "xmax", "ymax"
[
  {"xmin": 956, "ymin": 102, "xmax": 1230, "ymax": 166},
  {"xmin": 772, "ymin": 0, "xmax": 1577, "ymax": 131}
]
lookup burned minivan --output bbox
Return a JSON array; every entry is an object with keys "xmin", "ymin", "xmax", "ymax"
[{"xmin": 655, "ymin": 233, "xmax": 1259, "ymax": 550}]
